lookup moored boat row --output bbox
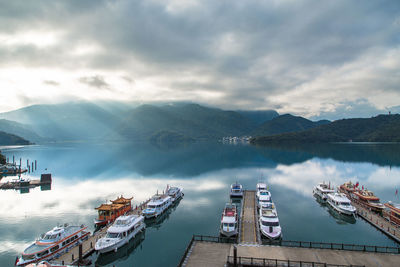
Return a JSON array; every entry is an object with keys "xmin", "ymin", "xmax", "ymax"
[{"xmin": 257, "ymin": 182, "xmax": 282, "ymax": 240}]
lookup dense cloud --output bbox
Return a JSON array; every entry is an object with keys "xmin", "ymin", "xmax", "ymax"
[{"xmin": 0, "ymin": 0, "xmax": 399, "ymax": 118}]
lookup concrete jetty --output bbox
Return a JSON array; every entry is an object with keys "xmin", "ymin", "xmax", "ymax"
[{"xmin": 239, "ymin": 190, "xmax": 260, "ymax": 245}]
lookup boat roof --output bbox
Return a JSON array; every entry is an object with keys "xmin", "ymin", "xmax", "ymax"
[
  {"xmin": 385, "ymin": 202, "xmax": 400, "ymax": 211},
  {"xmin": 108, "ymin": 215, "xmax": 144, "ymax": 233},
  {"xmin": 148, "ymin": 195, "xmax": 171, "ymax": 205},
  {"xmin": 328, "ymin": 193, "xmax": 350, "ymax": 202},
  {"xmin": 260, "ymin": 216, "xmax": 279, "ymax": 222},
  {"xmin": 167, "ymin": 187, "xmax": 181, "ymax": 194},
  {"xmin": 95, "ymin": 203, "xmax": 125, "ymax": 211},
  {"xmin": 257, "ymin": 183, "xmax": 267, "ymax": 189},
  {"xmin": 258, "ymin": 194, "xmax": 271, "ymax": 201},
  {"xmin": 221, "ymin": 216, "xmax": 236, "ymax": 223},
  {"xmin": 258, "ymin": 190, "xmax": 270, "ymax": 195},
  {"xmin": 261, "ymin": 209, "xmax": 277, "ymax": 218},
  {"xmin": 111, "ymin": 195, "xmax": 133, "ymax": 204}
]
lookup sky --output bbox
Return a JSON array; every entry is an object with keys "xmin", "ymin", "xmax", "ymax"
[{"xmin": 0, "ymin": 0, "xmax": 399, "ymax": 120}]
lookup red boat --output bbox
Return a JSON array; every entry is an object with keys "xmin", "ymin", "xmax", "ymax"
[
  {"xmin": 338, "ymin": 181, "xmax": 357, "ymax": 196},
  {"xmin": 352, "ymin": 189, "xmax": 384, "ymax": 212},
  {"xmin": 383, "ymin": 202, "xmax": 400, "ymax": 226},
  {"xmin": 94, "ymin": 195, "xmax": 133, "ymax": 226}
]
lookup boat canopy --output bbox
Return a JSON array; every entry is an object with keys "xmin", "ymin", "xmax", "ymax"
[
  {"xmin": 111, "ymin": 195, "xmax": 133, "ymax": 204},
  {"xmin": 95, "ymin": 203, "xmax": 125, "ymax": 211}
]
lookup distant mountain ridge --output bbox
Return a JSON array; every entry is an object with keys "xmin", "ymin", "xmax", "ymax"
[
  {"xmin": 251, "ymin": 114, "xmax": 400, "ymax": 144},
  {"xmin": 0, "ymin": 131, "xmax": 30, "ymax": 145},
  {"xmin": 0, "ymin": 119, "xmax": 45, "ymax": 143}
]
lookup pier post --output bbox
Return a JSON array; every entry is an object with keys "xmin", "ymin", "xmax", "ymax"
[
  {"xmin": 35, "ymin": 160, "xmax": 37, "ymax": 170},
  {"xmin": 28, "ymin": 165, "xmax": 30, "ymax": 173},
  {"xmin": 233, "ymin": 245, "xmax": 237, "ymax": 267},
  {"xmin": 79, "ymin": 243, "xmax": 83, "ymax": 263},
  {"xmin": 32, "ymin": 162, "xmax": 34, "ymax": 172},
  {"xmin": 27, "ymin": 159, "xmax": 29, "ymax": 168},
  {"xmin": 72, "ymin": 254, "xmax": 74, "ymax": 261},
  {"xmin": 13, "ymin": 155, "xmax": 14, "ymax": 163},
  {"xmin": 19, "ymin": 158, "xmax": 21, "ymax": 168}
]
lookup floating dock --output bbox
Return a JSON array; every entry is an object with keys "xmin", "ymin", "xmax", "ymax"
[
  {"xmin": 179, "ymin": 190, "xmax": 400, "ymax": 267},
  {"xmin": 354, "ymin": 201, "xmax": 400, "ymax": 243}
]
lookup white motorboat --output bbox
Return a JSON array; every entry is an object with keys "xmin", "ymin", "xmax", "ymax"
[
  {"xmin": 142, "ymin": 194, "xmax": 172, "ymax": 219},
  {"xmin": 257, "ymin": 182, "xmax": 267, "ymax": 192},
  {"xmin": 230, "ymin": 182, "xmax": 243, "ymax": 198},
  {"xmin": 166, "ymin": 185, "xmax": 183, "ymax": 203},
  {"xmin": 16, "ymin": 224, "xmax": 90, "ymax": 266},
  {"xmin": 327, "ymin": 193, "xmax": 356, "ymax": 216},
  {"xmin": 220, "ymin": 203, "xmax": 238, "ymax": 237},
  {"xmin": 259, "ymin": 207, "xmax": 281, "ymax": 239},
  {"xmin": 95, "ymin": 215, "xmax": 145, "ymax": 254},
  {"xmin": 257, "ymin": 190, "xmax": 272, "ymax": 209},
  {"xmin": 313, "ymin": 182, "xmax": 335, "ymax": 200}
]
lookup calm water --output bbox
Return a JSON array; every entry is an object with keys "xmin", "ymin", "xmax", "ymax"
[{"xmin": 1, "ymin": 142, "xmax": 400, "ymax": 266}]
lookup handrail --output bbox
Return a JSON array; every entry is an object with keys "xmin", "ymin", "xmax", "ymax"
[
  {"xmin": 190, "ymin": 235, "xmax": 400, "ymax": 254},
  {"xmin": 226, "ymin": 256, "xmax": 365, "ymax": 267}
]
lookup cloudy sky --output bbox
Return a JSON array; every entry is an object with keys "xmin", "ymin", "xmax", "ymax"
[{"xmin": 0, "ymin": 0, "xmax": 399, "ymax": 119}]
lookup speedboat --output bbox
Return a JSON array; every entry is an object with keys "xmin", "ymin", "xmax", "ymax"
[
  {"xmin": 230, "ymin": 182, "xmax": 243, "ymax": 198},
  {"xmin": 257, "ymin": 190, "xmax": 272, "ymax": 209},
  {"xmin": 220, "ymin": 203, "xmax": 238, "ymax": 237},
  {"xmin": 313, "ymin": 182, "xmax": 334, "ymax": 201},
  {"xmin": 166, "ymin": 185, "xmax": 183, "ymax": 203},
  {"xmin": 16, "ymin": 224, "xmax": 90, "ymax": 266},
  {"xmin": 257, "ymin": 182, "xmax": 267, "ymax": 192},
  {"xmin": 327, "ymin": 193, "xmax": 356, "ymax": 216},
  {"xmin": 142, "ymin": 194, "xmax": 172, "ymax": 219},
  {"xmin": 95, "ymin": 215, "xmax": 145, "ymax": 254},
  {"xmin": 259, "ymin": 207, "xmax": 281, "ymax": 239}
]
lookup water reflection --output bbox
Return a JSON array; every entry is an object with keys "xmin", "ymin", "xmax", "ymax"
[
  {"xmin": 0, "ymin": 142, "xmax": 400, "ymax": 266},
  {"xmin": 314, "ymin": 194, "xmax": 356, "ymax": 225}
]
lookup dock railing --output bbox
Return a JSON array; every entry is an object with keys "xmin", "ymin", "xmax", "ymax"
[{"xmin": 226, "ymin": 256, "xmax": 365, "ymax": 267}]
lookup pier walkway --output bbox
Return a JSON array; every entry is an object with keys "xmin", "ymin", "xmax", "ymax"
[
  {"xmin": 181, "ymin": 236, "xmax": 400, "ymax": 267},
  {"xmin": 240, "ymin": 190, "xmax": 260, "ymax": 245}
]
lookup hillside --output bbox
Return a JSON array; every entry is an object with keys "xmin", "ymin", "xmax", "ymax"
[
  {"xmin": 118, "ymin": 104, "xmax": 255, "ymax": 140},
  {"xmin": 251, "ymin": 114, "xmax": 400, "ymax": 144},
  {"xmin": 236, "ymin": 110, "xmax": 279, "ymax": 125},
  {"xmin": 252, "ymin": 114, "xmax": 330, "ymax": 136},
  {"xmin": 0, "ymin": 119, "xmax": 45, "ymax": 143},
  {"xmin": 0, "ymin": 131, "xmax": 30, "ymax": 145}
]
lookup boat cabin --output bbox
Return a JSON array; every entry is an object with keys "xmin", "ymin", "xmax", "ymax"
[
  {"xmin": 383, "ymin": 202, "xmax": 400, "ymax": 225},
  {"xmin": 95, "ymin": 196, "xmax": 132, "ymax": 225}
]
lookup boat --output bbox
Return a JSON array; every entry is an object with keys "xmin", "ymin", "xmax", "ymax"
[
  {"xmin": 0, "ymin": 163, "xmax": 27, "ymax": 175},
  {"xmin": 142, "ymin": 194, "xmax": 172, "ymax": 219},
  {"xmin": 383, "ymin": 202, "xmax": 400, "ymax": 226},
  {"xmin": 95, "ymin": 215, "xmax": 145, "ymax": 254},
  {"xmin": 352, "ymin": 188, "xmax": 384, "ymax": 212},
  {"xmin": 166, "ymin": 185, "xmax": 183, "ymax": 203},
  {"xmin": 257, "ymin": 182, "xmax": 267, "ymax": 192},
  {"xmin": 16, "ymin": 224, "xmax": 90, "ymax": 266},
  {"xmin": 220, "ymin": 203, "xmax": 238, "ymax": 237},
  {"xmin": 313, "ymin": 182, "xmax": 334, "ymax": 201},
  {"xmin": 94, "ymin": 196, "xmax": 133, "ymax": 227},
  {"xmin": 257, "ymin": 190, "xmax": 272, "ymax": 209},
  {"xmin": 338, "ymin": 181, "xmax": 357, "ymax": 196},
  {"xmin": 230, "ymin": 182, "xmax": 243, "ymax": 198},
  {"xmin": 259, "ymin": 206, "xmax": 281, "ymax": 239},
  {"xmin": 326, "ymin": 193, "xmax": 356, "ymax": 216}
]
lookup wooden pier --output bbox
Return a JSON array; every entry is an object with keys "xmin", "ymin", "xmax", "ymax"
[
  {"xmin": 239, "ymin": 190, "xmax": 261, "ymax": 245},
  {"xmin": 0, "ymin": 173, "xmax": 51, "ymax": 190},
  {"xmin": 51, "ymin": 198, "xmax": 151, "ymax": 265},
  {"xmin": 353, "ymin": 201, "xmax": 400, "ymax": 243}
]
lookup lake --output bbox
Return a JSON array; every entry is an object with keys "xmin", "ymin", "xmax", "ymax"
[{"xmin": 1, "ymin": 142, "xmax": 400, "ymax": 266}]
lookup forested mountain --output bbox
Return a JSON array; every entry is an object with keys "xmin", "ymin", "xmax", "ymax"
[
  {"xmin": 0, "ymin": 131, "xmax": 30, "ymax": 145},
  {"xmin": 0, "ymin": 119, "xmax": 45, "ymax": 143}
]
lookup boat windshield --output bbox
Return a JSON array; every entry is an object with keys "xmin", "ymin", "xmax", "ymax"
[
  {"xmin": 260, "ymin": 200, "xmax": 270, "ymax": 203},
  {"xmin": 147, "ymin": 205, "xmax": 156, "ymax": 209},
  {"xmin": 115, "ymin": 220, "xmax": 128, "ymax": 226},
  {"xmin": 369, "ymin": 200, "xmax": 381, "ymax": 204},
  {"xmin": 223, "ymin": 223, "xmax": 235, "ymax": 227},
  {"xmin": 261, "ymin": 221, "xmax": 279, "ymax": 227},
  {"xmin": 106, "ymin": 233, "xmax": 120, "ymax": 238},
  {"xmin": 43, "ymin": 234, "xmax": 58, "ymax": 240},
  {"xmin": 340, "ymin": 202, "xmax": 351, "ymax": 206},
  {"xmin": 260, "ymin": 192, "xmax": 269, "ymax": 195}
]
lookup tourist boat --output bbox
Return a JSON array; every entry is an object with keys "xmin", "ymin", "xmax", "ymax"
[
  {"xmin": 95, "ymin": 215, "xmax": 145, "ymax": 254},
  {"xmin": 257, "ymin": 182, "xmax": 267, "ymax": 192},
  {"xmin": 383, "ymin": 202, "xmax": 400, "ymax": 226},
  {"xmin": 338, "ymin": 181, "xmax": 357, "ymax": 196},
  {"xmin": 166, "ymin": 185, "xmax": 183, "ymax": 203},
  {"xmin": 313, "ymin": 182, "xmax": 334, "ymax": 201},
  {"xmin": 220, "ymin": 203, "xmax": 238, "ymax": 237},
  {"xmin": 16, "ymin": 224, "xmax": 90, "ymax": 266},
  {"xmin": 326, "ymin": 193, "xmax": 356, "ymax": 216},
  {"xmin": 352, "ymin": 188, "xmax": 384, "ymax": 212},
  {"xmin": 259, "ymin": 206, "xmax": 281, "ymax": 239},
  {"xmin": 142, "ymin": 194, "xmax": 172, "ymax": 219},
  {"xmin": 257, "ymin": 190, "xmax": 272, "ymax": 209},
  {"xmin": 230, "ymin": 182, "xmax": 243, "ymax": 198},
  {"xmin": 94, "ymin": 195, "xmax": 133, "ymax": 227}
]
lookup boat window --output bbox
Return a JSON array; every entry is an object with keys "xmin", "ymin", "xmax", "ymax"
[
  {"xmin": 340, "ymin": 202, "xmax": 350, "ymax": 206},
  {"xmin": 50, "ymin": 245, "xmax": 59, "ymax": 252},
  {"xmin": 261, "ymin": 221, "xmax": 279, "ymax": 227},
  {"xmin": 22, "ymin": 254, "xmax": 36, "ymax": 260},
  {"xmin": 148, "ymin": 205, "xmax": 156, "ymax": 209},
  {"xmin": 106, "ymin": 232, "xmax": 120, "ymax": 238},
  {"xmin": 37, "ymin": 250, "xmax": 49, "ymax": 257}
]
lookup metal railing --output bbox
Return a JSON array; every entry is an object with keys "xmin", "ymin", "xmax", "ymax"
[{"xmin": 226, "ymin": 256, "xmax": 365, "ymax": 267}]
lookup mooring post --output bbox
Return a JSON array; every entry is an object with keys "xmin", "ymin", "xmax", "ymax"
[
  {"xmin": 79, "ymin": 243, "xmax": 83, "ymax": 263},
  {"xmin": 19, "ymin": 158, "xmax": 21, "ymax": 168},
  {"xmin": 32, "ymin": 162, "xmax": 34, "ymax": 172},
  {"xmin": 233, "ymin": 245, "xmax": 237, "ymax": 267},
  {"xmin": 35, "ymin": 160, "xmax": 37, "ymax": 170},
  {"xmin": 13, "ymin": 155, "xmax": 14, "ymax": 164},
  {"xmin": 28, "ymin": 165, "xmax": 30, "ymax": 173},
  {"xmin": 27, "ymin": 159, "xmax": 29, "ymax": 168}
]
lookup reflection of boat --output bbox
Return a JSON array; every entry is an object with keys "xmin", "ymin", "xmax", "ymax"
[
  {"xmin": 327, "ymin": 204, "xmax": 356, "ymax": 224},
  {"xmin": 145, "ymin": 197, "xmax": 181, "ymax": 229},
  {"xmin": 313, "ymin": 182, "xmax": 334, "ymax": 201},
  {"xmin": 95, "ymin": 215, "xmax": 145, "ymax": 254},
  {"xmin": 166, "ymin": 185, "xmax": 183, "ymax": 203},
  {"xmin": 352, "ymin": 189, "xmax": 384, "ymax": 213},
  {"xmin": 259, "ymin": 206, "xmax": 281, "ymax": 239},
  {"xmin": 142, "ymin": 194, "xmax": 172, "ymax": 219},
  {"xmin": 95, "ymin": 230, "xmax": 145, "ymax": 266},
  {"xmin": 94, "ymin": 196, "xmax": 133, "ymax": 227},
  {"xmin": 230, "ymin": 182, "xmax": 243, "ymax": 198},
  {"xmin": 327, "ymin": 193, "xmax": 356, "ymax": 216},
  {"xmin": 383, "ymin": 202, "xmax": 400, "ymax": 226},
  {"xmin": 16, "ymin": 224, "xmax": 90, "ymax": 266},
  {"xmin": 220, "ymin": 203, "xmax": 238, "ymax": 237}
]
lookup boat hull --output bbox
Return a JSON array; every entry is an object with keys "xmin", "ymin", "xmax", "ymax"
[
  {"xmin": 260, "ymin": 228, "xmax": 281, "ymax": 240},
  {"xmin": 327, "ymin": 201, "xmax": 355, "ymax": 216},
  {"xmin": 220, "ymin": 229, "xmax": 238, "ymax": 237}
]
